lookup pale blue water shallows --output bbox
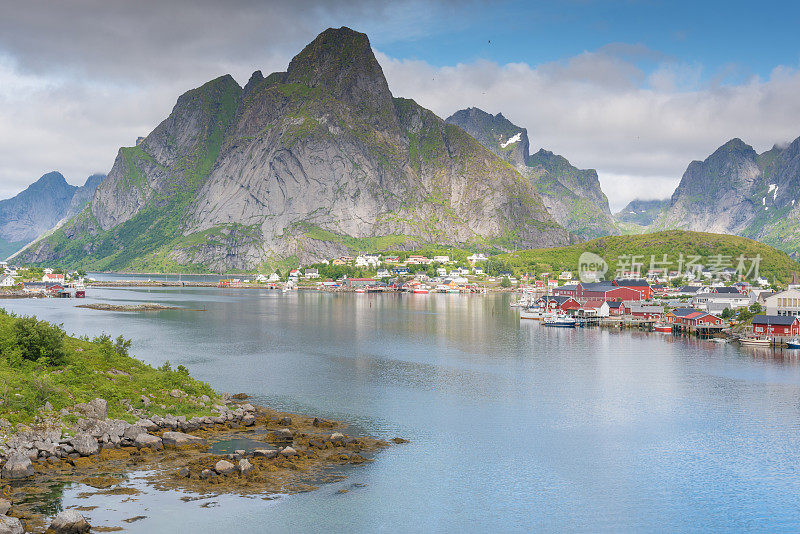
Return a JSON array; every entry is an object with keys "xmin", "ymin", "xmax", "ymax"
[{"xmin": 5, "ymin": 282, "xmax": 800, "ymax": 533}]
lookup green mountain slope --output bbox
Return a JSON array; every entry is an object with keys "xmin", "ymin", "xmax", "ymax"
[{"xmin": 497, "ymin": 230, "xmax": 799, "ymax": 285}]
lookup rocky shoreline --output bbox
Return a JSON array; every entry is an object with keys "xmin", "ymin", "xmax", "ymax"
[{"xmin": 0, "ymin": 396, "xmax": 405, "ymax": 533}]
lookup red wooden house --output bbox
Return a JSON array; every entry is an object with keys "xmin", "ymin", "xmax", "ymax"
[
  {"xmin": 751, "ymin": 315, "xmax": 800, "ymax": 337},
  {"xmin": 612, "ymin": 279, "xmax": 653, "ymax": 300}
]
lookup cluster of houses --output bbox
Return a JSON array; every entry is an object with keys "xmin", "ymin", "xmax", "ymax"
[
  {"xmin": 0, "ymin": 261, "xmax": 18, "ymax": 288},
  {"xmin": 274, "ymin": 253, "xmax": 493, "ymax": 282},
  {"xmin": 531, "ymin": 277, "xmax": 800, "ymax": 340},
  {"xmin": 0, "ymin": 263, "xmax": 86, "ymax": 297}
]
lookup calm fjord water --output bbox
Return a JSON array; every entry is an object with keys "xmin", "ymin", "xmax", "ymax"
[{"xmin": 5, "ymin": 286, "xmax": 800, "ymax": 532}]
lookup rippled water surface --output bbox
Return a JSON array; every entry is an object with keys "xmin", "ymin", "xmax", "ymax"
[{"xmin": 5, "ymin": 285, "xmax": 800, "ymax": 532}]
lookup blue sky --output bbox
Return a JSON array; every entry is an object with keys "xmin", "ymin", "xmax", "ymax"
[
  {"xmin": 370, "ymin": 1, "xmax": 799, "ymax": 84},
  {"xmin": 1, "ymin": 0, "xmax": 799, "ymax": 209}
]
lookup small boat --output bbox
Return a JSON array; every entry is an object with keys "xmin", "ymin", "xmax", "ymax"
[
  {"xmin": 542, "ymin": 314, "xmax": 576, "ymax": 328},
  {"xmin": 412, "ymin": 288, "xmax": 429, "ymax": 294},
  {"xmin": 520, "ymin": 307, "xmax": 545, "ymax": 320},
  {"xmin": 709, "ymin": 337, "xmax": 729, "ymax": 343},
  {"xmin": 787, "ymin": 338, "xmax": 800, "ymax": 349},
  {"xmin": 355, "ymin": 288, "xmax": 366, "ymax": 294},
  {"xmin": 653, "ymin": 322, "xmax": 672, "ymax": 333},
  {"xmin": 739, "ymin": 337, "xmax": 772, "ymax": 346}
]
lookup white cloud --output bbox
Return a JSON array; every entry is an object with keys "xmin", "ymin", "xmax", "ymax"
[{"xmin": 376, "ymin": 50, "xmax": 800, "ymax": 211}]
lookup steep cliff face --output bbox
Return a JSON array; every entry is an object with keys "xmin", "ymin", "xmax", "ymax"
[
  {"xmin": 445, "ymin": 107, "xmax": 616, "ymax": 239},
  {"xmin": 614, "ymin": 198, "xmax": 669, "ymax": 227},
  {"xmin": 654, "ymin": 136, "xmax": 800, "ymax": 257},
  {"xmin": 19, "ymin": 27, "xmax": 570, "ymax": 271},
  {"xmin": 0, "ymin": 172, "xmax": 105, "ymax": 259}
]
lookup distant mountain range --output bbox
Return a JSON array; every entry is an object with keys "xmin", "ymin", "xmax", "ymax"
[
  {"xmin": 0, "ymin": 172, "xmax": 104, "ymax": 259},
  {"xmin": 16, "ymin": 27, "xmax": 572, "ymax": 272},
  {"xmin": 614, "ymin": 199, "xmax": 669, "ymax": 227},
  {"xmin": 445, "ymin": 108, "xmax": 617, "ymax": 239},
  {"xmin": 650, "ymin": 137, "xmax": 800, "ymax": 257}
]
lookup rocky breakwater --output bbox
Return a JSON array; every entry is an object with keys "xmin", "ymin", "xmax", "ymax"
[{"xmin": 0, "ymin": 396, "xmax": 406, "ymax": 531}]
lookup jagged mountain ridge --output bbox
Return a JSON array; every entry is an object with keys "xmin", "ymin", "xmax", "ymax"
[
  {"xmin": 653, "ymin": 136, "xmax": 800, "ymax": 257},
  {"xmin": 445, "ymin": 107, "xmax": 617, "ymax": 239},
  {"xmin": 0, "ymin": 172, "xmax": 104, "ymax": 259},
  {"xmin": 18, "ymin": 27, "xmax": 571, "ymax": 272}
]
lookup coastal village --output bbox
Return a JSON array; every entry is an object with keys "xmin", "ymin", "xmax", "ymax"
[{"xmin": 4, "ymin": 249, "xmax": 800, "ymax": 347}]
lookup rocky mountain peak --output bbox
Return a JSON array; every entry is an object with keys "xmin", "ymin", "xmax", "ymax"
[
  {"xmin": 30, "ymin": 171, "xmax": 69, "ymax": 190},
  {"xmin": 445, "ymin": 107, "xmax": 529, "ymax": 167},
  {"xmin": 285, "ymin": 27, "xmax": 394, "ymax": 125},
  {"xmin": 445, "ymin": 107, "xmax": 614, "ymax": 239}
]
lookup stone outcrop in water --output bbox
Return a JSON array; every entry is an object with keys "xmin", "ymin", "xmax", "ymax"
[{"xmin": 47, "ymin": 510, "xmax": 91, "ymax": 533}]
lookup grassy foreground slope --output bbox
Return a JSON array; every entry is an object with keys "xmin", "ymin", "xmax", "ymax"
[
  {"xmin": 0, "ymin": 309, "xmax": 219, "ymax": 426},
  {"xmin": 497, "ymin": 230, "xmax": 800, "ymax": 285}
]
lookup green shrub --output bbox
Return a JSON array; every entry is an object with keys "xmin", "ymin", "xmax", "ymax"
[{"xmin": 12, "ymin": 317, "xmax": 67, "ymax": 366}]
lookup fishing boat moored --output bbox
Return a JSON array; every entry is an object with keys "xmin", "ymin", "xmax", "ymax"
[
  {"xmin": 542, "ymin": 314, "xmax": 576, "ymax": 328},
  {"xmin": 520, "ymin": 307, "xmax": 545, "ymax": 320},
  {"xmin": 739, "ymin": 337, "xmax": 772, "ymax": 346},
  {"xmin": 787, "ymin": 338, "xmax": 800, "ymax": 349},
  {"xmin": 653, "ymin": 322, "xmax": 672, "ymax": 333}
]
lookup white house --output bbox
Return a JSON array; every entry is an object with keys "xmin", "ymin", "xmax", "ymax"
[
  {"xmin": 436, "ymin": 267, "xmax": 447, "ymax": 277},
  {"xmin": 375, "ymin": 269, "xmax": 390, "ymax": 279},
  {"xmin": 267, "ymin": 273, "xmax": 280, "ymax": 283},
  {"xmin": 42, "ymin": 273, "xmax": 65, "ymax": 283},
  {"xmin": 0, "ymin": 276, "xmax": 15, "ymax": 288},
  {"xmin": 304, "ymin": 268, "xmax": 319, "ymax": 279},
  {"xmin": 43, "ymin": 268, "xmax": 53, "ymax": 275},
  {"xmin": 255, "ymin": 274, "xmax": 268, "ymax": 283},
  {"xmin": 355, "ymin": 255, "xmax": 380, "ymax": 267},
  {"xmin": 693, "ymin": 293, "xmax": 750, "ymax": 313},
  {"xmin": 766, "ymin": 288, "xmax": 800, "ymax": 317},
  {"xmin": 467, "ymin": 253, "xmax": 487, "ymax": 263},
  {"xmin": 433, "ymin": 256, "xmax": 450, "ymax": 264},
  {"xmin": 558, "ymin": 271, "xmax": 573, "ymax": 281},
  {"xmin": 473, "ymin": 268, "xmax": 484, "ymax": 275}
]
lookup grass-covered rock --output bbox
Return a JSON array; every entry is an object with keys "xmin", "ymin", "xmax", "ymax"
[{"xmin": 0, "ymin": 309, "xmax": 219, "ymax": 427}]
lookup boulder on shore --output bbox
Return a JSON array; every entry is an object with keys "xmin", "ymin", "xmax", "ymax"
[
  {"xmin": 0, "ymin": 498, "xmax": 10, "ymax": 515},
  {"xmin": 74, "ymin": 398, "xmax": 107, "ymax": 420},
  {"xmin": 280, "ymin": 447, "xmax": 298, "ymax": 458},
  {"xmin": 238, "ymin": 458, "xmax": 254, "ymax": 475},
  {"xmin": 0, "ymin": 515, "xmax": 23, "ymax": 534},
  {"xmin": 161, "ymin": 432, "xmax": 206, "ymax": 448},
  {"xmin": 48, "ymin": 509, "xmax": 90, "ymax": 533},
  {"xmin": 1, "ymin": 453, "xmax": 33, "ymax": 480},
  {"xmin": 70, "ymin": 434, "xmax": 99, "ymax": 456},
  {"xmin": 271, "ymin": 428, "xmax": 293, "ymax": 441},
  {"xmin": 214, "ymin": 459, "xmax": 236, "ymax": 476},
  {"xmin": 133, "ymin": 433, "xmax": 163, "ymax": 450},
  {"xmin": 253, "ymin": 449, "xmax": 278, "ymax": 459}
]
